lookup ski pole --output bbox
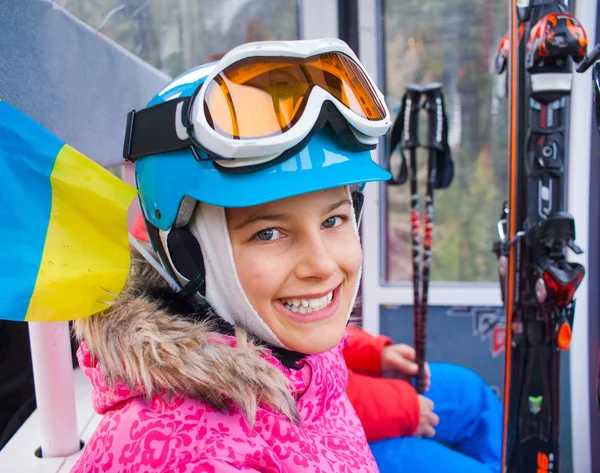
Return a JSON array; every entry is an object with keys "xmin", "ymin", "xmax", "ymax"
[
  {"xmin": 416, "ymin": 83, "xmax": 444, "ymax": 394},
  {"xmin": 595, "ymin": 63, "xmax": 600, "ymax": 136},
  {"xmin": 401, "ymin": 84, "xmax": 425, "ymax": 393},
  {"xmin": 575, "ymin": 42, "xmax": 600, "ymax": 73},
  {"xmin": 576, "ymin": 44, "xmax": 600, "ymax": 135}
]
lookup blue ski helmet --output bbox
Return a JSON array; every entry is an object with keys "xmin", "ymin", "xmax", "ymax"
[{"xmin": 132, "ymin": 62, "xmax": 391, "ymax": 232}]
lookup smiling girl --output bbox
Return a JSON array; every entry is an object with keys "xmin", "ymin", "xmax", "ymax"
[{"xmin": 72, "ymin": 39, "xmax": 391, "ymax": 473}]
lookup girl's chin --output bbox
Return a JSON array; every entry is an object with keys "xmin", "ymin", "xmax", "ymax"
[{"xmin": 282, "ymin": 322, "xmax": 348, "ymax": 355}]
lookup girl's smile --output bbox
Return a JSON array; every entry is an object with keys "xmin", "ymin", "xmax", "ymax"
[{"xmin": 275, "ymin": 284, "xmax": 342, "ymax": 323}]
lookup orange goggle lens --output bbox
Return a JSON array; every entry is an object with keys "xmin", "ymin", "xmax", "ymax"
[{"xmin": 203, "ymin": 52, "xmax": 387, "ymax": 140}]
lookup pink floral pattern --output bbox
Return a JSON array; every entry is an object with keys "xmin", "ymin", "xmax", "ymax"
[{"xmin": 72, "ymin": 339, "xmax": 378, "ymax": 472}]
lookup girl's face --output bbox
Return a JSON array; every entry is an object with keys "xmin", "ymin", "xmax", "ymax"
[{"xmin": 227, "ymin": 187, "xmax": 362, "ymax": 354}]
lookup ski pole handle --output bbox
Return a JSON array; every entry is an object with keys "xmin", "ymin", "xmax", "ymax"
[
  {"xmin": 421, "ymin": 83, "xmax": 444, "ymax": 152},
  {"xmin": 402, "ymin": 85, "xmax": 423, "ymax": 150},
  {"xmin": 576, "ymin": 43, "xmax": 600, "ymax": 73}
]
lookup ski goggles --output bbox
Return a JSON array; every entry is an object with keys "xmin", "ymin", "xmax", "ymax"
[{"xmin": 123, "ymin": 39, "xmax": 391, "ymax": 169}]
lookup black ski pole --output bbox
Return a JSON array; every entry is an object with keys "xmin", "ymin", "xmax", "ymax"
[
  {"xmin": 595, "ymin": 63, "xmax": 600, "ymax": 136},
  {"xmin": 576, "ymin": 42, "xmax": 600, "ymax": 136},
  {"xmin": 592, "ymin": 53, "xmax": 600, "ymax": 415},
  {"xmin": 402, "ymin": 85, "xmax": 425, "ymax": 393},
  {"xmin": 387, "ymin": 84, "xmax": 453, "ymax": 393},
  {"xmin": 416, "ymin": 83, "xmax": 443, "ymax": 394}
]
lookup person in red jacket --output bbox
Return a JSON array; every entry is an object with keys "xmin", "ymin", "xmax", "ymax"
[{"xmin": 344, "ymin": 325, "xmax": 502, "ymax": 473}]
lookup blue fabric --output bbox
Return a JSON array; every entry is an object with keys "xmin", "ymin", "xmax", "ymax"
[
  {"xmin": 369, "ymin": 363, "xmax": 502, "ymax": 473},
  {"xmin": 0, "ymin": 100, "xmax": 61, "ymax": 321}
]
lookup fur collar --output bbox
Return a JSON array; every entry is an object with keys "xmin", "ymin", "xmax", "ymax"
[{"xmin": 73, "ymin": 247, "xmax": 300, "ymax": 425}]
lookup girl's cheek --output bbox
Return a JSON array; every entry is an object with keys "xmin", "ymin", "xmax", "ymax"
[
  {"xmin": 336, "ymin": 233, "xmax": 363, "ymax": 271},
  {"xmin": 237, "ymin": 251, "xmax": 282, "ymax": 295},
  {"xmin": 347, "ymin": 244, "xmax": 363, "ymax": 274}
]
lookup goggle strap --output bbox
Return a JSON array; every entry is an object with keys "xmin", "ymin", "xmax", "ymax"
[{"xmin": 123, "ymin": 97, "xmax": 193, "ymax": 162}]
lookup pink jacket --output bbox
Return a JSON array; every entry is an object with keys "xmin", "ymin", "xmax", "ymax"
[{"xmin": 72, "ymin": 253, "xmax": 378, "ymax": 473}]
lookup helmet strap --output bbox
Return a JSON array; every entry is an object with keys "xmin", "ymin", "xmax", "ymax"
[{"xmin": 145, "ymin": 219, "xmax": 208, "ymax": 299}]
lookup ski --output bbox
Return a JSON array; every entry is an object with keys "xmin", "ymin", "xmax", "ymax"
[
  {"xmin": 493, "ymin": 2, "xmax": 589, "ymax": 472},
  {"xmin": 387, "ymin": 84, "xmax": 453, "ymax": 393},
  {"xmin": 576, "ymin": 43, "xmax": 600, "ymax": 412}
]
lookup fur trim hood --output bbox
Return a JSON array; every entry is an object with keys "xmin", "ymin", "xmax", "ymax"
[{"xmin": 74, "ymin": 248, "xmax": 300, "ymax": 425}]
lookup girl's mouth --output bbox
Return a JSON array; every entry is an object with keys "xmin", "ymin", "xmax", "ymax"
[{"xmin": 275, "ymin": 285, "xmax": 342, "ymax": 323}]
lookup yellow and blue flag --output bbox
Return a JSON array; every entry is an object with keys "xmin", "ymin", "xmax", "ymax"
[{"xmin": 0, "ymin": 99, "xmax": 137, "ymax": 322}]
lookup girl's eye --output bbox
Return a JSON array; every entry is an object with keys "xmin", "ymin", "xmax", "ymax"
[
  {"xmin": 255, "ymin": 228, "xmax": 281, "ymax": 241},
  {"xmin": 322, "ymin": 215, "xmax": 345, "ymax": 229}
]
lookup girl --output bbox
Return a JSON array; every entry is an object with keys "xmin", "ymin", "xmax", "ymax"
[{"xmin": 72, "ymin": 38, "xmax": 392, "ymax": 472}]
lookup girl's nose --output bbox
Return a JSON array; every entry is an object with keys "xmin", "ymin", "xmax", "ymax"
[{"xmin": 294, "ymin": 233, "xmax": 338, "ymax": 281}]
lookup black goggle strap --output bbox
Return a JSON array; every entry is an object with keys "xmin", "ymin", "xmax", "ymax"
[{"xmin": 123, "ymin": 97, "xmax": 195, "ymax": 162}]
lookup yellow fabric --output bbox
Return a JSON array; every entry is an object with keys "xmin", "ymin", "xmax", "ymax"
[{"xmin": 26, "ymin": 144, "xmax": 137, "ymax": 321}]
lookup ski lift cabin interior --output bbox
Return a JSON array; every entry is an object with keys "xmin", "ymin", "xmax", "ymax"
[{"xmin": 0, "ymin": 0, "xmax": 598, "ymax": 472}]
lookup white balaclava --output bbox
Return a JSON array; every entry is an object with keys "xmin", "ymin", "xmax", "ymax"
[{"xmin": 186, "ymin": 187, "xmax": 362, "ymax": 349}]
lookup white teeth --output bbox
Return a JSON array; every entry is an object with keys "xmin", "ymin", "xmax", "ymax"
[{"xmin": 281, "ymin": 290, "xmax": 335, "ymax": 314}]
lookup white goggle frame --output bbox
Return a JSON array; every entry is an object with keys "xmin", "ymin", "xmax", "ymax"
[{"xmin": 188, "ymin": 38, "xmax": 391, "ymax": 168}]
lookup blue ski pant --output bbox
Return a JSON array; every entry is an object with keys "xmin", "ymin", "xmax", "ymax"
[{"xmin": 369, "ymin": 363, "xmax": 503, "ymax": 473}]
